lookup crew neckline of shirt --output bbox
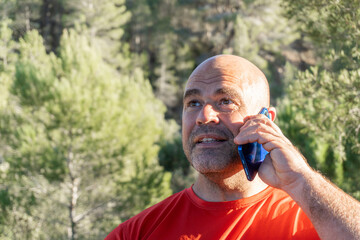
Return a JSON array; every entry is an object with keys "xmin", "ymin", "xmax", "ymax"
[{"xmin": 185, "ymin": 185, "xmax": 274, "ymax": 210}]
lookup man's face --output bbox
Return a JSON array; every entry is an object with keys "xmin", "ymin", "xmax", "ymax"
[{"xmin": 182, "ymin": 72, "xmax": 256, "ymax": 174}]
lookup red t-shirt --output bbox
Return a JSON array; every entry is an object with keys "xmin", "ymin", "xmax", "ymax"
[{"xmin": 106, "ymin": 186, "xmax": 320, "ymax": 240}]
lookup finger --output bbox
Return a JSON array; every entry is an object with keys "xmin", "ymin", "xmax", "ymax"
[
  {"xmin": 239, "ymin": 119, "xmax": 278, "ymax": 137},
  {"xmin": 235, "ymin": 122, "xmax": 287, "ymax": 145},
  {"xmin": 261, "ymin": 139, "xmax": 296, "ymax": 153},
  {"xmin": 243, "ymin": 113, "xmax": 285, "ymax": 135},
  {"xmin": 262, "ymin": 140, "xmax": 286, "ymax": 152},
  {"xmin": 264, "ymin": 119, "xmax": 291, "ymax": 144},
  {"xmin": 239, "ymin": 117, "xmax": 292, "ymax": 146},
  {"xmin": 258, "ymin": 154, "xmax": 280, "ymax": 187},
  {"xmin": 243, "ymin": 113, "xmax": 270, "ymax": 122},
  {"xmin": 235, "ymin": 130, "xmax": 289, "ymax": 149},
  {"xmin": 242, "ymin": 114, "xmax": 272, "ymax": 128}
]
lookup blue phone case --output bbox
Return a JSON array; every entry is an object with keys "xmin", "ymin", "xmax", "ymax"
[{"xmin": 238, "ymin": 108, "xmax": 270, "ymax": 181}]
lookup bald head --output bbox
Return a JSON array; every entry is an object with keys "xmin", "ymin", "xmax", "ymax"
[
  {"xmin": 186, "ymin": 55, "xmax": 270, "ymax": 110},
  {"xmin": 182, "ymin": 55, "xmax": 272, "ymax": 177}
]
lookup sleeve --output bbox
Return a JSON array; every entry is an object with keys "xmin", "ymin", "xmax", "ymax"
[{"xmin": 104, "ymin": 222, "xmax": 128, "ymax": 240}]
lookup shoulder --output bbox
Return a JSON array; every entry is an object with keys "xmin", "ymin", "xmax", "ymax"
[
  {"xmin": 105, "ymin": 188, "xmax": 189, "ymax": 240},
  {"xmin": 257, "ymin": 187, "xmax": 319, "ymax": 239},
  {"xmin": 261, "ymin": 187, "xmax": 306, "ymax": 216}
]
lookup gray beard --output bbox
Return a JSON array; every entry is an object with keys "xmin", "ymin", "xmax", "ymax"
[{"xmin": 184, "ymin": 125, "xmax": 241, "ymax": 174}]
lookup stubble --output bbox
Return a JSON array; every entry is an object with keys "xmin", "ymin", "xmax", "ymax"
[{"xmin": 183, "ymin": 125, "xmax": 240, "ymax": 174}]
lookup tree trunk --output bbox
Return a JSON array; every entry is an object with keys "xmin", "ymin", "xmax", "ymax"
[{"xmin": 67, "ymin": 146, "xmax": 80, "ymax": 240}]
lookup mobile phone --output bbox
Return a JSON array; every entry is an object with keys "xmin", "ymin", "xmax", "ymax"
[{"xmin": 238, "ymin": 107, "xmax": 270, "ymax": 181}]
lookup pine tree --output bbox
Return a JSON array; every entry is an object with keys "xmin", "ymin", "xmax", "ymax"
[
  {"xmin": 63, "ymin": 0, "xmax": 132, "ymax": 70},
  {"xmin": 0, "ymin": 29, "xmax": 172, "ymax": 239},
  {"xmin": 278, "ymin": 0, "xmax": 360, "ymax": 199},
  {"xmin": 124, "ymin": 0, "xmax": 194, "ymax": 119},
  {"xmin": 0, "ymin": 0, "xmax": 42, "ymax": 39},
  {"xmin": 0, "ymin": 18, "xmax": 17, "ymax": 236},
  {"xmin": 39, "ymin": 0, "xmax": 65, "ymax": 52},
  {"xmin": 0, "ymin": 18, "xmax": 17, "ymax": 107},
  {"xmin": 223, "ymin": 0, "xmax": 298, "ymax": 73}
]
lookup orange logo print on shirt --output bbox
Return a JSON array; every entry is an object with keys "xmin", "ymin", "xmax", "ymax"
[{"xmin": 179, "ymin": 234, "xmax": 201, "ymax": 240}]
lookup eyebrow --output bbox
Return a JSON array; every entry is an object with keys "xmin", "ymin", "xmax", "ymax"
[
  {"xmin": 183, "ymin": 89, "xmax": 201, "ymax": 101},
  {"xmin": 214, "ymin": 88, "xmax": 242, "ymax": 102},
  {"xmin": 183, "ymin": 87, "xmax": 243, "ymax": 105}
]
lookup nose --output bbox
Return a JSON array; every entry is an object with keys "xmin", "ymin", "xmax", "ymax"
[{"xmin": 196, "ymin": 104, "xmax": 220, "ymax": 125}]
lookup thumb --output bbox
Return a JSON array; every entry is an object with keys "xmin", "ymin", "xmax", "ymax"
[{"xmin": 258, "ymin": 154, "xmax": 279, "ymax": 188}]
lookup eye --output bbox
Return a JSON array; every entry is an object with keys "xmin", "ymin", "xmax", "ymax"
[
  {"xmin": 219, "ymin": 98, "xmax": 234, "ymax": 105},
  {"xmin": 187, "ymin": 100, "xmax": 202, "ymax": 108},
  {"xmin": 217, "ymin": 98, "xmax": 238, "ymax": 112}
]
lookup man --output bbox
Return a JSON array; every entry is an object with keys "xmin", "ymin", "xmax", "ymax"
[{"xmin": 106, "ymin": 55, "xmax": 360, "ymax": 239}]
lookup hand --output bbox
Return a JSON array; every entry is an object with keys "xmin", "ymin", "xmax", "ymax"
[{"xmin": 234, "ymin": 114, "xmax": 312, "ymax": 192}]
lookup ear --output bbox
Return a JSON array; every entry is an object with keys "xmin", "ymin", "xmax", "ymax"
[{"xmin": 268, "ymin": 107, "xmax": 276, "ymax": 121}]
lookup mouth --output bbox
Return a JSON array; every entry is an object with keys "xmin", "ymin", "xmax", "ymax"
[{"xmin": 195, "ymin": 135, "xmax": 227, "ymax": 145}]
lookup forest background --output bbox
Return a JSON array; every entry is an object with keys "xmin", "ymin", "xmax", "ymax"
[{"xmin": 0, "ymin": 0, "xmax": 359, "ymax": 239}]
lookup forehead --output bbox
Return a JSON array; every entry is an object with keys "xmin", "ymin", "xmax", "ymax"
[
  {"xmin": 183, "ymin": 55, "xmax": 270, "ymax": 108},
  {"xmin": 184, "ymin": 72, "xmax": 248, "ymax": 97}
]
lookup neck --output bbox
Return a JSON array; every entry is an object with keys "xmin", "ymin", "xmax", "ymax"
[{"xmin": 192, "ymin": 170, "xmax": 268, "ymax": 202}]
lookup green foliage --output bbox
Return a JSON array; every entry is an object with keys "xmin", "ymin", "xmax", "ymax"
[
  {"xmin": 158, "ymin": 120, "xmax": 195, "ymax": 192},
  {"xmin": 282, "ymin": 0, "xmax": 360, "ymax": 71},
  {"xmin": 278, "ymin": 0, "xmax": 360, "ymax": 199},
  {"xmin": 64, "ymin": 0, "xmax": 132, "ymax": 69},
  {"xmin": 0, "ymin": 0, "xmax": 42, "ymax": 39},
  {"xmin": 0, "ymin": 29, "xmax": 172, "ymax": 239},
  {"xmin": 0, "ymin": 19, "xmax": 17, "ymax": 230},
  {"xmin": 223, "ymin": 0, "xmax": 298, "ymax": 73},
  {"xmin": 124, "ymin": 0, "xmax": 195, "ymax": 118},
  {"xmin": 279, "ymin": 67, "xmax": 360, "ymax": 192},
  {"xmin": 0, "ymin": 18, "xmax": 17, "ymax": 110}
]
